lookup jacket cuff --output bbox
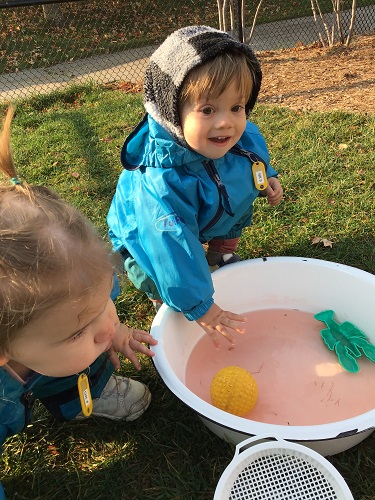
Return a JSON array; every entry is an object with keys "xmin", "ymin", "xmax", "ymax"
[{"xmin": 183, "ymin": 297, "xmax": 214, "ymax": 321}]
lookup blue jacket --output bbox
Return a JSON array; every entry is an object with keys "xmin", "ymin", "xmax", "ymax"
[
  {"xmin": 0, "ymin": 354, "xmax": 113, "ymax": 451},
  {"xmin": 107, "ymin": 114, "xmax": 278, "ymax": 321}
]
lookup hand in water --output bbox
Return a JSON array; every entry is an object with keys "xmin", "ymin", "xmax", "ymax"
[{"xmin": 196, "ymin": 303, "xmax": 247, "ymax": 348}]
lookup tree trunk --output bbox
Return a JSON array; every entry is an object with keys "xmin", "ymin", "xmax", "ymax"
[
  {"xmin": 345, "ymin": 0, "xmax": 357, "ymax": 46},
  {"xmin": 247, "ymin": 0, "xmax": 264, "ymax": 43},
  {"xmin": 42, "ymin": 4, "xmax": 65, "ymax": 25}
]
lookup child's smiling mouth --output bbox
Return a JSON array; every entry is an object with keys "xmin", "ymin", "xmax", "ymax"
[{"xmin": 209, "ymin": 136, "xmax": 230, "ymax": 144}]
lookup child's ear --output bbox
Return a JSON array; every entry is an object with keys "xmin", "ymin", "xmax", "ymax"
[{"xmin": 0, "ymin": 355, "xmax": 9, "ymax": 366}]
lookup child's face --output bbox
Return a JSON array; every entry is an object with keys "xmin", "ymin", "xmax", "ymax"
[
  {"xmin": 4, "ymin": 274, "xmax": 119, "ymax": 377},
  {"xmin": 180, "ymin": 80, "xmax": 247, "ymax": 159}
]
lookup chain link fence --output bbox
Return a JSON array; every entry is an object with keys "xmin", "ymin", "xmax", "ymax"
[{"xmin": 1, "ymin": 0, "xmax": 374, "ymax": 102}]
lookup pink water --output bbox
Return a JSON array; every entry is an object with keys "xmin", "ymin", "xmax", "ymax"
[{"xmin": 185, "ymin": 309, "xmax": 375, "ymax": 425}]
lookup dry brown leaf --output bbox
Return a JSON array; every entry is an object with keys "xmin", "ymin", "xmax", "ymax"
[
  {"xmin": 322, "ymin": 238, "xmax": 333, "ymax": 248},
  {"xmin": 311, "ymin": 236, "xmax": 322, "ymax": 244},
  {"xmin": 311, "ymin": 237, "xmax": 333, "ymax": 248}
]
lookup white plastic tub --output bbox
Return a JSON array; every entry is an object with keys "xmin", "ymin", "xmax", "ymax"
[{"xmin": 151, "ymin": 257, "xmax": 375, "ymax": 456}]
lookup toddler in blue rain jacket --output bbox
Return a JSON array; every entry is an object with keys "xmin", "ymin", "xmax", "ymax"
[{"xmin": 108, "ymin": 26, "xmax": 283, "ymax": 347}]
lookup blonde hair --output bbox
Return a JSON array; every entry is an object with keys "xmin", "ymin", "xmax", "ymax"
[
  {"xmin": 179, "ymin": 51, "xmax": 253, "ymax": 108},
  {"xmin": 0, "ymin": 107, "xmax": 114, "ymax": 355}
]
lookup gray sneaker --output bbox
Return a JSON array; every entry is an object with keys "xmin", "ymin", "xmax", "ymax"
[{"xmin": 75, "ymin": 374, "xmax": 151, "ymax": 421}]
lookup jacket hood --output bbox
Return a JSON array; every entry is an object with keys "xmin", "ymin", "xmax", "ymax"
[
  {"xmin": 143, "ymin": 25, "xmax": 262, "ymax": 146},
  {"xmin": 122, "ymin": 115, "xmax": 201, "ymax": 170}
]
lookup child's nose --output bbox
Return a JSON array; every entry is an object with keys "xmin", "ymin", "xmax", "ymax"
[
  {"xmin": 94, "ymin": 322, "xmax": 116, "ymax": 344},
  {"xmin": 217, "ymin": 113, "xmax": 232, "ymax": 128}
]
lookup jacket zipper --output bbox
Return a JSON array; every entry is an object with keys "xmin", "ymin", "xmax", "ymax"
[
  {"xmin": 229, "ymin": 144, "xmax": 267, "ymax": 166},
  {"xmin": 201, "ymin": 160, "xmax": 234, "ymax": 234},
  {"xmin": 201, "ymin": 147, "xmax": 267, "ymax": 235}
]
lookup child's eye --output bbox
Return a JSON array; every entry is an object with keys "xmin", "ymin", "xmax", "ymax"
[
  {"xmin": 201, "ymin": 106, "xmax": 213, "ymax": 115},
  {"xmin": 232, "ymin": 105, "xmax": 244, "ymax": 112},
  {"xmin": 69, "ymin": 329, "xmax": 86, "ymax": 343}
]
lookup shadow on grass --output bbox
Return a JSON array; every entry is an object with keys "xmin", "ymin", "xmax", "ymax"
[
  {"xmin": 2, "ymin": 370, "xmax": 234, "ymax": 500},
  {"xmin": 4, "ymin": 404, "xmax": 375, "ymax": 499}
]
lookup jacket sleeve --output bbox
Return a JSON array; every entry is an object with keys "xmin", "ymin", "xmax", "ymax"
[
  {"xmin": 138, "ymin": 168, "xmax": 216, "ymax": 320},
  {"xmin": 110, "ymin": 167, "xmax": 214, "ymax": 321}
]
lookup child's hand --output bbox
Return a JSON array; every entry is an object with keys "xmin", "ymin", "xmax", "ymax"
[
  {"xmin": 196, "ymin": 303, "xmax": 247, "ymax": 348},
  {"xmin": 107, "ymin": 323, "xmax": 158, "ymax": 370},
  {"xmin": 265, "ymin": 177, "xmax": 283, "ymax": 206}
]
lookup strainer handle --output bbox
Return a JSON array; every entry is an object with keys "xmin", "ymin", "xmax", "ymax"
[{"xmin": 235, "ymin": 434, "xmax": 286, "ymax": 456}]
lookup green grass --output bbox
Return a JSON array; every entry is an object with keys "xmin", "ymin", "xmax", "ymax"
[
  {"xmin": 0, "ymin": 85, "xmax": 375, "ymax": 499},
  {"xmin": 1, "ymin": 0, "xmax": 374, "ymax": 73}
]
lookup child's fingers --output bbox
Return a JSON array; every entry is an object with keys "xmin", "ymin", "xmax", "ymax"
[
  {"xmin": 141, "ymin": 334, "xmax": 158, "ymax": 346},
  {"xmin": 128, "ymin": 337, "xmax": 156, "ymax": 357},
  {"xmin": 132, "ymin": 329, "xmax": 158, "ymax": 346},
  {"xmin": 219, "ymin": 318, "xmax": 246, "ymax": 335},
  {"xmin": 206, "ymin": 326, "xmax": 238, "ymax": 349},
  {"xmin": 126, "ymin": 351, "xmax": 141, "ymax": 370},
  {"xmin": 225, "ymin": 311, "xmax": 246, "ymax": 322},
  {"xmin": 206, "ymin": 329, "xmax": 221, "ymax": 349},
  {"xmin": 106, "ymin": 348, "xmax": 121, "ymax": 369},
  {"xmin": 222, "ymin": 312, "xmax": 247, "ymax": 332}
]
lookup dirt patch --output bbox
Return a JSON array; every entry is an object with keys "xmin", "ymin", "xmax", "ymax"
[{"xmin": 258, "ymin": 33, "xmax": 375, "ymax": 114}]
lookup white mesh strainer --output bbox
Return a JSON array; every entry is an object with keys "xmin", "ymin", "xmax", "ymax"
[{"xmin": 214, "ymin": 436, "xmax": 354, "ymax": 500}]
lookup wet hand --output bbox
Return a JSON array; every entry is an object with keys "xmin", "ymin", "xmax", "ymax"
[{"xmin": 196, "ymin": 303, "xmax": 247, "ymax": 349}]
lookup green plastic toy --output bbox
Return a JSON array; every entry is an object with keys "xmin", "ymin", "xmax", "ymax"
[{"xmin": 314, "ymin": 310, "xmax": 375, "ymax": 373}]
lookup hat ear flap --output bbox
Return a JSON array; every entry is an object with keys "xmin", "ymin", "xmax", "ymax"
[{"xmin": 246, "ymin": 55, "xmax": 262, "ymax": 115}]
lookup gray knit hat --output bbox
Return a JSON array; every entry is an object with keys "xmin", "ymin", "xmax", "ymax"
[{"xmin": 144, "ymin": 25, "xmax": 262, "ymax": 144}]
